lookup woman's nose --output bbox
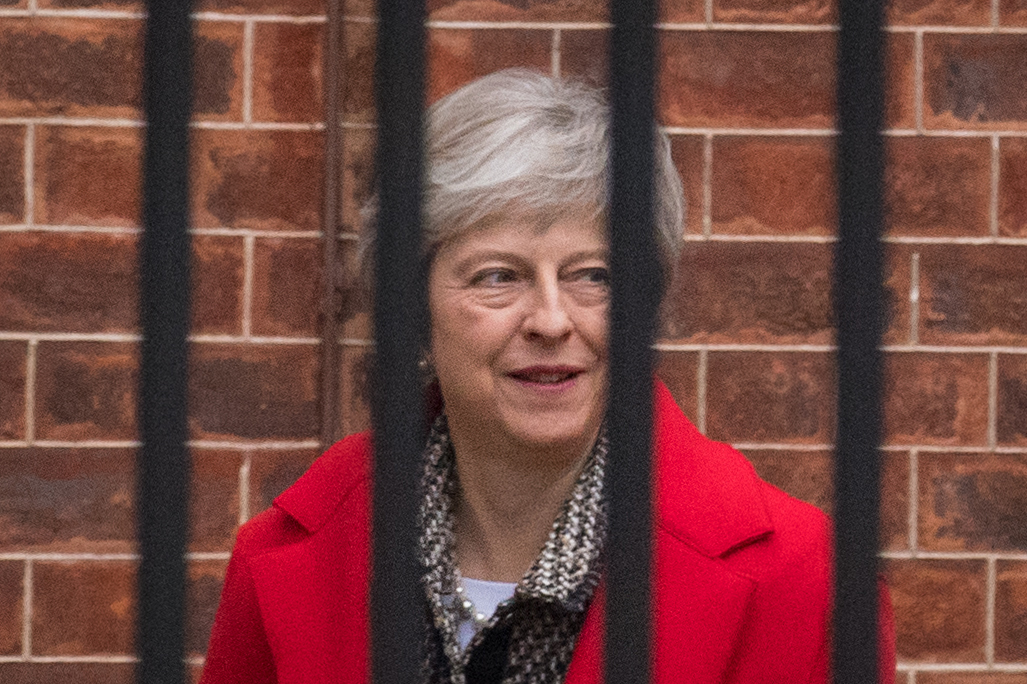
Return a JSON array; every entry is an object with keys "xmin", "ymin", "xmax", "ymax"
[{"xmin": 523, "ymin": 279, "xmax": 572, "ymax": 341}]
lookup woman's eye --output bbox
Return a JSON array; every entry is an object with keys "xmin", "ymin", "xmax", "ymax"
[
  {"xmin": 471, "ymin": 269, "xmax": 518, "ymax": 287},
  {"xmin": 576, "ymin": 267, "xmax": 610, "ymax": 286}
]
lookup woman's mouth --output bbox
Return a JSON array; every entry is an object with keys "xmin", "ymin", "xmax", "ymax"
[{"xmin": 507, "ymin": 367, "xmax": 583, "ymax": 385}]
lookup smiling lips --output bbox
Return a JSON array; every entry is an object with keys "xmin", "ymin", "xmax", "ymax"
[{"xmin": 507, "ymin": 366, "xmax": 585, "ymax": 386}]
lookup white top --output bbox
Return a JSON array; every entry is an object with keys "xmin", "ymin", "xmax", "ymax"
[{"xmin": 457, "ymin": 577, "xmax": 518, "ymax": 650}]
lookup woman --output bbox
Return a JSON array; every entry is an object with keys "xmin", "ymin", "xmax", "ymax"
[{"xmin": 200, "ymin": 69, "xmax": 895, "ymax": 684}]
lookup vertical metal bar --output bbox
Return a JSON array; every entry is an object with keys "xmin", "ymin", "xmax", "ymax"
[
  {"xmin": 320, "ymin": 0, "xmax": 344, "ymax": 450},
  {"xmin": 371, "ymin": 0, "xmax": 428, "ymax": 682},
  {"xmin": 834, "ymin": 0, "xmax": 885, "ymax": 682},
  {"xmin": 138, "ymin": 2, "xmax": 194, "ymax": 683},
  {"xmin": 607, "ymin": 0, "xmax": 658, "ymax": 682}
]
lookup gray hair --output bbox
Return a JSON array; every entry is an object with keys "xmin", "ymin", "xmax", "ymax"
[{"xmin": 361, "ymin": 68, "xmax": 685, "ymax": 295}]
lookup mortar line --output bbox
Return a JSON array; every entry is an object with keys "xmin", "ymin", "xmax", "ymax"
[
  {"xmin": 239, "ymin": 452, "xmax": 252, "ymax": 525},
  {"xmin": 986, "ymin": 557, "xmax": 997, "ymax": 664},
  {"xmin": 915, "ymin": 31, "xmax": 924, "ymax": 133},
  {"xmin": 551, "ymin": 28, "xmax": 562, "ymax": 78},
  {"xmin": 696, "ymin": 348, "xmax": 708, "ymax": 433},
  {"xmin": 705, "ymin": 0, "xmax": 713, "ymax": 25},
  {"xmin": 685, "ymin": 233, "xmax": 836, "ymax": 243},
  {"xmin": 907, "ymin": 672, "xmax": 916, "ymax": 684},
  {"xmin": 27, "ymin": 0, "xmax": 37, "ymax": 14},
  {"xmin": 22, "ymin": 559, "xmax": 32, "ymax": 659},
  {"xmin": 702, "ymin": 134, "xmax": 713, "ymax": 238},
  {"xmin": 242, "ymin": 235, "xmax": 255, "ymax": 338},
  {"xmin": 23, "ymin": 123, "xmax": 34, "ymax": 227},
  {"xmin": 909, "ymin": 251, "xmax": 920, "ymax": 345},
  {"xmin": 988, "ymin": 352, "xmax": 999, "ymax": 450},
  {"xmin": 898, "ymin": 664, "xmax": 1027, "ymax": 672},
  {"xmin": 24, "ymin": 339, "xmax": 37, "ymax": 445},
  {"xmin": 909, "ymin": 449, "xmax": 919, "ymax": 553},
  {"xmin": 991, "ymin": 135, "xmax": 1001, "ymax": 237},
  {"xmin": 993, "ymin": 0, "xmax": 1001, "ymax": 28},
  {"xmin": 195, "ymin": 13, "xmax": 327, "ymax": 24},
  {"xmin": 243, "ymin": 20, "xmax": 256, "ymax": 124},
  {"xmin": 881, "ymin": 551, "xmax": 1027, "ymax": 560}
]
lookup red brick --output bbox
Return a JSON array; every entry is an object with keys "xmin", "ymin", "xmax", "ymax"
[
  {"xmin": 0, "ymin": 126, "xmax": 24, "ymax": 224},
  {"xmin": 0, "ymin": 18, "xmax": 141, "ymax": 118},
  {"xmin": 919, "ymin": 675, "xmax": 1027, "ymax": 684},
  {"xmin": 668, "ymin": 135, "xmax": 705, "ymax": 236},
  {"xmin": 339, "ymin": 237, "xmax": 371, "ymax": 341},
  {"xmin": 558, "ymin": 29, "xmax": 607, "ymax": 88},
  {"xmin": 186, "ymin": 559, "xmax": 227, "ymax": 657},
  {"xmin": 881, "ymin": 450, "xmax": 912, "ymax": 551},
  {"xmin": 191, "ymin": 129, "xmax": 324, "ymax": 232},
  {"xmin": 189, "ymin": 343, "xmax": 319, "ymax": 441},
  {"xmin": 252, "ymin": 22, "xmax": 323, "ymax": 123},
  {"xmin": 705, "ymin": 351, "xmax": 834, "ymax": 444},
  {"xmin": 35, "ymin": 126, "xmax": 141, "ymax": 228},
  {"xmin": 427, "ymin": 0, "xmax": 608, "ymax": 22},
  {"xmin": 885, "ymin": 558, "xmax": 987, "ymax": 662},
  {"xmin": 655, "ymin": 350, "xmax": 699, "ymax": 423},
  {"xmin": 714, "ymin": 0, "xmax": 835, "ymax": 23},
  {"xmin": 663, "ymin": 242, "xmax": 835, "ymax": 344},
  {"xmin": 885, "ymin": 136, "xmax": 992, "ymax": 237},
  {"xmin": 0, "ymin": 232, "xmax": 136, "ymax": 332},
  {"xmin": 35, "ymin": 342, "xmax": 137, "ymax": 442},
  {"xmin": 192, "ymin": 235, "xmax": 245, "ymax": 336},
  {"xmin": 251, "ymin": 237, "xmax": 322, "ymax": 338},
  {"xmin": 195, "ymin": 0, "xmax": 323, "ymax": 13},
  {"xmin": 657, "ymin": 31, "xmax": 835, "ymax": 128},
  {"xmin": 0, "ymin": 448, "xmax": 134, "ymax": 553},
  {"xmin": 249, "ymin": 448, "xmax": 320, "ymax": 517},
  {"xmin": 1001, "ymin": 0, "xmax": 1027, "ymax": 25},
  {"xmin": 996, "ymin": 560, "xmax": 1027, "ymax": 662},
  {"xmin": 427, "ymin": 29, "xmax": 552, "ymax": 105},
  {"xmin": 710, "ymin": 135, "xmax": 835, "ymax": 236},
  {"xmin": 924, "ymin": 34, "xmax": 1027, "ymax": 130},
  {"xmin": 0, "ymin": 341, "xmax": 26, "ymax": 440},
  {"xmin": 341, "ymin": 126, "xmax": 375, "ymax": 234},
  {"xmin": 998, "ymin": 355, "xmax": 1027, "ymax": 447},
  {"xmin": 339, "ymin": 343, "xmax": 371, "ymax": 437},
  {"xmin": 661, "ymin": 0, "xmax": 705, "ymax": 22},
  {"xmin": 886, "ymin": 33, "xmax": 918, "ymax": 130},
  {"xmin": 193, "ymin": 21, "xmax": 246, "ymax": 121},
  {"xmin": 189, "ymin": 450, "xmax": 242, "ymax": 553},
  {"xmin": 887, "ymin": 0, "xmax": 992, "ymax": 25},
  {"xmin": 0, "ymin": 663, "xmax": 134, "ymax": 684},
  {"xmin": 918, "ymin": 453, "xmax": 1027, "ymax": 552},
  {"xmin": 33, "ymin": 560, "xmax": 135, "ymax": 655},
  {"xmin": 918, "ymin": 245, "xmax": 1027, "ymax": 346},
  {"xmin": 999, "ymin": 137, "xmax": 1027, "ymax": 237},
  {"xmin": 342, "ymin": 20, "xmax": 375, "ymax": 124},
  {"xmin": 0, "ymin": 560, "xmax": 22, "ymax": 655},
  {"xmin": 743, "ymin": 449, "xmax": 833, "ymax": 513},
  {"xmin": 742, "ymin": 449, "xmax": 909, "ymax": 550},
  {"xmin": 882, "ymin": 352, "xmax": 989, "ymax": 446}
]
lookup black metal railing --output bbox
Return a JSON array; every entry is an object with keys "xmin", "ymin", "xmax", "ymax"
[{"xmin": 135, "ymin": 0, "xmax": 885, "ymax": 681}]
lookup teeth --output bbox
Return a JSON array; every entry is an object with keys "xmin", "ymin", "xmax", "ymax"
[{"xmin": 524, "ymin": 373, "xmax": 571, "ymax": 383}]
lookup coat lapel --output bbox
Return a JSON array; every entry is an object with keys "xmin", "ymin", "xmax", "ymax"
[
  {"xmin": 250, "ymin": 435, "xmax": 373, "ymax": 684},
  {"xmin": 566, "ymin": 383, "xmax": 774, "ymax": 684}
]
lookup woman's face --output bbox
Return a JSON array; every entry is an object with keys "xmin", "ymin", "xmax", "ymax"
[{"xmin": 428, "ymin": 212, "xmax": 609, "ymax": 456}]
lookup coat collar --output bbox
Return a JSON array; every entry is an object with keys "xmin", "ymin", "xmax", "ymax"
[{"xmin": 274, "ymin": 381, "xmax": 774, "ymax": 558}]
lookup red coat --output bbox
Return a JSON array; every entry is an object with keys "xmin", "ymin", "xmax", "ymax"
[{"xmin": 201, "ymin": 381, "xmax": 896, "ymax": 684}]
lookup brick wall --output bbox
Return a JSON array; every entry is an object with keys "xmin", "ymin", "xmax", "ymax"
[{"xmin": 0, "ymin": 1, "xmax": 1025, "ymax": 683}]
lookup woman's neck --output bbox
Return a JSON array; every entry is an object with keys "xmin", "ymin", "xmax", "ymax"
[{"xmin": 448, "ymin": 431, "xmax": 592, "ymax": 583}]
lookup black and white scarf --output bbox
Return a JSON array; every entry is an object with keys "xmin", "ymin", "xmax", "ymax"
[{"xmin": 418, "ymin": 416, "xmax": 608, "ymax": 684}]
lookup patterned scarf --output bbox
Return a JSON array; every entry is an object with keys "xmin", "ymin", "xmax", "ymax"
[{"xmin": 419, "ymin": 416, "xmax": 609, "ymax": 684}]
